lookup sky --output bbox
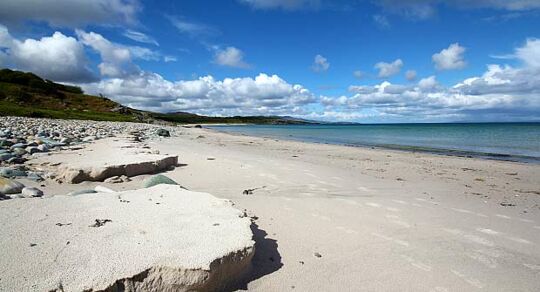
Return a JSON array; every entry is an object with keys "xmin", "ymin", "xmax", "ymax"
[{"xmin": 0, "ymin": 0, "xmax": 539, "ymax": 123}]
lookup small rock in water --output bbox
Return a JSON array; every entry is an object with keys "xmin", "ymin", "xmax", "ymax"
[
  {"xmin": 22, "ymin": 187, "xmax": 44, "ymax": 198},
  {"xmin": 143, "ymin": 174, "xmax": 178, "ymax": 188},
  {"xmin": 157, "ymin": 129, "xmax": 170, "ymax": 137},
  {"xmin": 0, "ymin": 177, "xmax": 25, "ymax": 194}
]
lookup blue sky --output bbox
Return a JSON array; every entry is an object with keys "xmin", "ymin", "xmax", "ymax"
[{"xmin": 0, "ymin": 0, "xmax": 539, "ymax": 122}]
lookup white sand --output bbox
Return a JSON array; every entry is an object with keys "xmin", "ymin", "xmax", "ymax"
[
  {"xmin": 0, "ymin": 185, "xmax": 254, "ymax": 291},
  {"xmin": 17, "ymin": 126, "xmax": 540, "ymax": 291}
]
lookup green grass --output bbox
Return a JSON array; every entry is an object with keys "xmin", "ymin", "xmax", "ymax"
[{"xmin": 0, "ymin": 101, "xmax": 137, "ymax": 122}]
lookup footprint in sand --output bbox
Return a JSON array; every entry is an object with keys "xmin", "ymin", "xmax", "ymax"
[
  {"xmin": 365, "ymin": 202, "xmax": 382, "ymax": 208},
  {"xmin": 451, "ymin": 269, "xmax": 485, "ymax": 289},
  {"xmin": 401, "ymin": 255, "xmax": 432, "ymax": 272}
]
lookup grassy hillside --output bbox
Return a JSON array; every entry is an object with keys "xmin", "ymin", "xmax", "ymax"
[
  {"xmin": 0, "ymin": 69, "xmax": 149, "ymax": 122},
  {"xmin": 0, "ymin": 69, "xmax": 317, "ymax": 124}
]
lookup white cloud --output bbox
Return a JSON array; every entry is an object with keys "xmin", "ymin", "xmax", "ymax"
[
  {"xmin": 373, "ymin": 14, "xmax": 390, "ymax": 28},
  {"xmin": 0, "ymin": 25, "xmax": 95, "ymax": 82},
  {"xmin": 76, "ymin": 30, "xmax": 139, "ymax": 78},
  {"xmin": 123, "ymin": 30, "xmax": 159, "ymax": 46},
  {"xmin": 405, "ymin": 70, "xmax": 417, "ymax": 81},
  {"xmin": 168, "ymin": 16, "xmax": 218, "ymax": 38},
  {"xmin": 312, "ymin": 54, "xmax": 330, "ymax": 72},
  {"xmin": 515, "ymin": 38, "xmax": 540, "ymax": 67},
  {"xmin": 377, "ymin": 0, "xmax": 540, "ymax": 20},
  {"xmin": 353, "ymin": 70, "xmax": 365, "ymax": 79},
  {"xmin": 81, "ymin": 73, "xmax": 317, "ymax": 115},
  {"xmin": 375, "ymin": 59, "xmax": 403, "ymax": 78},
  {"xmin": 432, "ymin": 43, "xmax": 467, "ymax": 70},
  {"xmin": 164, "ymin": 56, "xmax": 178, "ymax": 63},
  {"xmin": 214, "ymin": 47, "xmax": 251, "ymax": 69},
  {"xmin": 0, "ymin": 0, "xmax": 139, "ymax": 28},
  {"xmin": 238, "ymin": 0, "xmax": 321, "ymax": 10},
  {"xmin": 324, "ymin": 40, "xmax": 540, "ymax": 122}
]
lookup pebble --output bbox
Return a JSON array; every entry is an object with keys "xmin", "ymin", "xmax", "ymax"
[{"xmin": 22, "ymin": 187, "xmax": 44, "ymax": 198}]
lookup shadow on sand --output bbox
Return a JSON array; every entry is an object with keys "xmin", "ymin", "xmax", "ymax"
[{"xmin": 232, "ymin": 222, "xmax": 283, "ymax": 290}]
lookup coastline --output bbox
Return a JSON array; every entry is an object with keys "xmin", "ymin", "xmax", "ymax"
[
  {"xmin": 3, "ymin": 119, "xmax": 540, "ymax": 291},
  {"xmin": 207, "ymin": 125, "xmax": 540, "ymax": 164}
]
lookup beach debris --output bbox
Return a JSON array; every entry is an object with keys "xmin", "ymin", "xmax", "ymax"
[
  {"xmin": 90, "ymin": 219, "xmax": 112, "ymax": 228},
  {"xmin": 243, "ymin": 186, "xmax": 266, "ymax": 195},
  {"xmin": 194, "ymin": 125, "xmax": 203, "ymax": 128},
  {"xmin": 500, "ymin": 202, "xmax": 516, "ymax": 207},
  {"xmin": 314, "ymin": 252, "xmax": 322, "ymax": 258},
  {"xmin": 143, "ymin": 174, "xmax": 179, "ymax": 188},
  {"xmin": 207, "ymin": 157, "xmax": 216, "ymax": 160}
]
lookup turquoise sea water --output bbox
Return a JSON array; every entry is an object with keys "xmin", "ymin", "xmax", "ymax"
[{"xmin": 210, "ymin": 123, "xmax": 540, "ymax": 163}]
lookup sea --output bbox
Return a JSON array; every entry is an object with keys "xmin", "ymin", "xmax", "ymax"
[{"xmin": 210, "ymin": 123, "xmax": 540, "ymax": 163}]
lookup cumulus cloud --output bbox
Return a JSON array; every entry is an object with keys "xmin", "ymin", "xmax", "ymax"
[
  {"xmin": 432, "ymin": 43, "xmax": 467, "ymax": 70},
  {"xmin": 76, "ymin": 30, "xmax": 139, "ymax": 78},
  {"xmin": 312, "ymin": 54, "xmax": 330, "ymax": 72},
  {"xmin": 405, "ymin": 70, "xmax": 417, "ymax": 81},
  {"xmin": 323, "ymin": 39, "xmax": 540, "ymax": 122},
  {"xmin": 238, "ymin": 0, "xmax": 321, "ymax": 10},
  {"xmin": 123, "ymin": 30, "xmax": 159, "ymax": 46},
  {"xmin": 0, "ymin": 25, "xmax": 96, "ymax": 83},
  {"xmin": 375, "ymin": 59, "xmax": 403, "ymax": 78},
  {"xmin": 214, "ymin": 47, "xmax": 251, "ymax": 69},
  {"xmin": 81, "ymin": 73, "xmax": 317, "ymax": 115},
  {"xmin": 0, "ymin": 0, "xmax": 139, "ymax": 28}
]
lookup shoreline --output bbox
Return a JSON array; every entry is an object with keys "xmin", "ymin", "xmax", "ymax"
[
  {"xmin": 2, "ymin": 117, "xmax": 540, "ymax": 291},
  {"xmin": 207, "ymin": 126, "xmax": 540, "ymax": 164}
]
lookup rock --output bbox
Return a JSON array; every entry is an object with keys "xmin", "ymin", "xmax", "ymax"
[
  {"xmin": 0, "ymin": 185, "xmax": 254, "ymax": 291},
  {"xmin": 12, "ymin": 148, "xmax": 27, "ymax": 156},
  {"xmin": 10, "ymin": 143, "xmax": 26, "ymax": 149},
  {"xmin": 67, "ymin": 189, "xmax": 98, "ymax": 196},
  {"xmin": 194, "ymin": 124, "xmax": 203, "ymax": 128},
  {"xmin": 143, "ymin": 174, "xmax": 179, "ymax": 188},
  {"xmin": 26, "ymin": 172, "xmax": 44, "ymax": 182},
  {"xmin": 82, "ymin": 136, "xmax": 96, "ymax": 142},
  {"xmin": 157, "ymin": 128, "xmax": 171, "ymax": 137},
  {"xmin": 25, "ymin": 146, "xmax": 40, "ymax": 154},
  {"xmin": 7, "ymin": 156, "xmax": 26, "ymax": 164},
  {"xmin": 22, "ymin": 187, "xmax": 44, "ymax": 198},
  {"xmin": 0, "ymin": 177, "xmax": 25, "ymax": 194},
  {"xmin": 0, "ymin": 153, "xmax": 14, "ymax": 162},
  {"xmin": 37, "ymin": 144, "xmax": 49, "ymax": 152},
  {"xmin": 34, "ymin": 138, "xmax": 179, "ymax": 184},
  {"xmin": 0, "ymin": 167, "xmax": 27, "ymax": 178}
]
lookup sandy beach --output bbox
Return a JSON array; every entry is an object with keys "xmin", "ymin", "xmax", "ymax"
[{"xmin": 8, "ymin": 122, "xmax": 539, "ymax": 291}]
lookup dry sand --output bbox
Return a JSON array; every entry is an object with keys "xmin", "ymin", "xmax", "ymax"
[{"xmin": 18, "ymin": 126, "xmax": 540, "ymax": 291}]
